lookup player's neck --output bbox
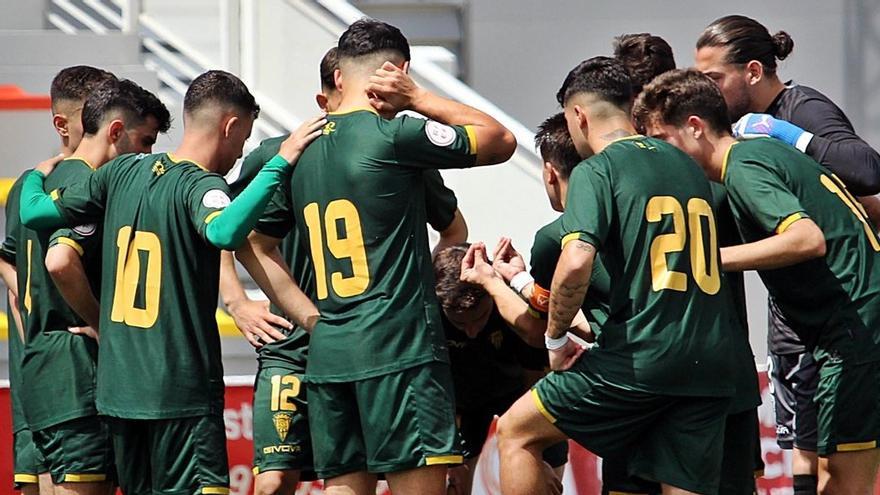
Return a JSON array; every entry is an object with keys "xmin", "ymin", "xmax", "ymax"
[
  {"xmin": 587, "ymin": 116, "xmax": 637, "ymax": 154},
  {"xmin": 335, "ymin": 90, "xmax": 378, "ymax": 115},
  {"xmin": 174, "ymin": 131, "xmax": 221, "ymax": 173},
  {"xmin": 707, "ymin": 134, "xmax": 738, "ymax": 182},
  {"xmin": 753, "ymin": 78, "xmax": 787, "ymax": 113},
  {"xmin": 70, "ymin": 137, "xmax": 111, "ymax": 170}
]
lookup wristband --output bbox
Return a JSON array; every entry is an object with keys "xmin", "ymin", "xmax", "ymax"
[
  {"xmin": 545, "ymin": 333, "xmax": 569, "ymax": 350},
  {"xmin": 510, "ymin": 271, "xmax": 534, "ymax": 294},
  {"xmin": 529, "ymin": 282, "xmax": 550, "ymax": 313}
]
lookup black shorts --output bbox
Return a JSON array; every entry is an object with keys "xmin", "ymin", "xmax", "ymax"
[{"xmin": 768, "ymin": 351, "xmax": 818, "ymax": 451}]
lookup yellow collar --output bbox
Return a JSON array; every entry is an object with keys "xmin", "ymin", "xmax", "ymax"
[
  {"xmin": 720, "ymin": 142, "xmax": 738, "ymax": 182},
  {"xmin": 328, "ymin": 107, "xmax": 379, "ymax": 116},
  {"xmin": 65, "ymin": 156, "xmax": 96, "ymax": 170},
  {"xmin": 166, "ymin": 152, "xmax": 208, "ymax": 171}
]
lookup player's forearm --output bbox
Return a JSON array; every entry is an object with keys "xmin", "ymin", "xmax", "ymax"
[
  {"xmin": 219, "ymin": 251, "xmax": 248, "ymax": 307},
  {"xmin": 808, "ymin": 136, "xmax": 880, "ymax": 195},
  {"xmin": 409, "ymin": 90, "xmax": 516, "ymax": 165},
  {"xmin": 432, "ymin": 209, "xmax": 468, "ymax": 258},
  {"xmin": 235, "ymin": 238, "xmax": 319, "ymax": 332},
  {"xmin": 19, "ymin": 171, "xmax": 66, "ymax": 230},
  {"xmin": 0, "ymin": 258, "xmax": 17, "ymax": 298},
  {"xmin": 721, "ymin": 219, "xmax": 826, "ymax": 271},
  {"xmin": 483, "ymin": 277, "xmax": 545, "ymax": 348},
  {"xmin": 547, "ymin": 241, "xmax": 595, "ymax": 339},
  {"xmin": 206, "ymin": 155, "xmax": 291, "ymax": 250},
  {"xmin": 8, "ymin": 290, "xmax": 24, "ymax": 342},
  {"xmin": 45, "ymin": 246, "xmax": 100, "ymax": 329}
]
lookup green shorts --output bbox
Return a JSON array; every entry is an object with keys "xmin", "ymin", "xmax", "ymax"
[
  {"xmin": 33, "ymin": 416, "xmax": 114, "ymax": 485},
  {"xmin": 13, "ymin": 428, "xmax": 46, "ymax": 488},
  {"xmin": 600, "ymin": 407, "xmax": 762, "ymax": 495},
  {"xmin": 107, "ymin": 415, "xmax": 229, "ymax": 495},
  {"xmin": 533, "ymin": 363, "xmax": 729, "ymax": 494},
  {"xmin": 815, "ymin": 358, "xmax": 880, "ymax": 455},
  {"xmin": 309, "ymin": 362, "xmax": 462, "ymax": 479},
  {"xmin": 252, "ymin": 364, "xmax": 314, "ymax": 477}
]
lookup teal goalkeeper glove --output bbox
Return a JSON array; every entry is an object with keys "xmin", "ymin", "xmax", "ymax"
[{"xmin": 732, "ymin": 113, "xmax": 814, "ymax": 152}]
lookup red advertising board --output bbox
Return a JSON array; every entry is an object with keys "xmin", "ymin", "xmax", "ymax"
[{"xmin": 0, "ymin": 372, "xmax": 868, "ymax": 494}]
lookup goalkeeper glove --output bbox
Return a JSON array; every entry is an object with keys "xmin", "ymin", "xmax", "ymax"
[{"xmin": 732, "ymin": 113, "xmax": 813, "ymax": 152}]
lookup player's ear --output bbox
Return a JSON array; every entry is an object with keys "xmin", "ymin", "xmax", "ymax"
[
  {"xmin": 686, "ymin": 115, "xmax": 704, "ymax": 139},
  {"xmin": 53, "ymin": 114, "xmax": 70, "ymax": 138},
  {"xmin": 402, "ymin": 60, "xmax": 410, "ymax": 73},
  {"xmin": 334, "ymin": 69, "xmax": 343, "ymax": 93},
  {"xmin": 573, "ymin": 105, "xmax": 589, "ymax": 133},
  {"xmin": 745, "ymin": 60, "xmax": 763, "ymax": 86},
  {"xmin": 544, "ymin": 161, "xmax": 559, "ymax": 185},
  {"xmin": 223, "ymin": 115, "xmax": 240, "ymax": 138},
  {"xmin": 107, "ymin": 120, "xmax": 125, "ymax": 144},
  {"xmin": 316, "ymin": 93, "xmax": 329, "ymax": 112}
]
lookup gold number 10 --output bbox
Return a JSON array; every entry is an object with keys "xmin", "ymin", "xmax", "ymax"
[
  {"xmin": 110, "ymin": 226, "xmax": 162, "ymax": 328},
  {"xmin": 645, "ymin": 196, "xmax": 720, "ymax": 295}
]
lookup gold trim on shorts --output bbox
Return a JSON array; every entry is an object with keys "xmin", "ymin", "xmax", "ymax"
[
  {"xmin": 836, "ymin": 440, "xmax": 878, "ymax": 452},
  {"xmin": 14, "ymin": 474, "xmax": 38, "ymax": 484},
  {"xmin": 531, "ymin": 388, "xmax": 557, "ymax": 423},
  {"xmin": 63, "ymin": 474, "xmax": 107, "ymax": 482}
]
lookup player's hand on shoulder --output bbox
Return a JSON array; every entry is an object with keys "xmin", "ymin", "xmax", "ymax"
[
  {"xmin": 278, "ymin": 114, "xmax": 327, "ymax": 165},
  {"xmin": 460, "ymin": 242, "xmax": 501, "ymax": 287},
  {"xmin": 228, "ymin": 298, "xmax": 292, "ymax": 348},
  {"xmin": 732, "ymin": 113, "xmax": 806, "ymax": 147},
  {"xmin": 35, "ymin": 152, "xmax": 66, "ymax": 176},
  {"xmin": 548, "ymin": 337, "xmax": 585, "ymax": 371},
  {"xmin": 491, "ymin": 237, "xmax": 526, "ymax": 283},
  {"xmin": 367, "ymin": 61, "xmax": 426, "ymax": 114}
]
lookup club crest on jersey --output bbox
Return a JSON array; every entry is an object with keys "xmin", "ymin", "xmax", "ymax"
[
  {"xmin": 322, "ymin": 121, "xmax": 336, "ymax": 135},
  {"xmin": 425, "ymin": 121, "xmax": 456, "ymax": 147},
  {"xmin": 202, "ymin": 189, "xmax": 231, "ymax": 209},
  {"xmin": 151, "ymin": 161, "xmax": 166, "ymax": 176},
  {"xmin": 273, "ymin": 412, "xmax": 292, "ymax": 442},
  {"xmin": 490, "ymin": 331, "xmax": 503, "ymax": 349},
  {"xmin": 72, "ymin": 223, "xmax": 97, "ymax": 237}
]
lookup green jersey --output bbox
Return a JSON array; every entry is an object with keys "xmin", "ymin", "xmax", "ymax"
[
  {"xmin": 234, "ymin": 134, "xmax": 461, "ymax": 369},
  {"xmin": 722, "ymin": 138, "xmax": 880, "ymax": 364},
  {"xmin": 17, "ymin": 159, "xmax": 102, "ymax": 430},
  {"xmin": 289, "ymin": 109, "xmax": 477, "ymax": 382},
  {"xmin": 2, "ymin": 174, "xmax": 26, "ymax": 433},
  {"xmin": 560, "ymin": 136, "xmax": 735, "ymax": 397},
  {"xmin": 529, "ymin": 216, "xmax": 611, "ymax": 333},
  {"xmin": 48, "ymin": 152, "xmax": 233, "ymax": 418}
]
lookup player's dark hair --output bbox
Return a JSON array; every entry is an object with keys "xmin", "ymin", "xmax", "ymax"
[
  {"xmin": 337, "ymin": 18, "xmax": 411, "ymax": 62},
  {"xmin": 50, "ymin": 65, "xmax": 116, "ymax": 106},
  {"xmin": 434, "ymin": 244, "xmax": 488, "ymax": 311},
  {"xmin": 632, "ymin": 69, "xmax": 731, "ymax": 136},
  {"xmin": 184, "ymin": 70, "xmax": 260, "ymax": 119},
  {"xmin": 556, "ymin": 56, "xmax": 633, "ymax": 109},
  {"xmin": 613, "ymin": 33, "xmax": 676, "ymax": 95},
  {"xmin": 81, "ymin": 79, "xmax": 172, "ymax": 135},
  {"xmin": 320, "ymin": 47, "xmax": 339, "ymax": 91},
  {"xmin": 535, "ymin": 113, "xmax": 580, "ymax": 179},
  {"xmin": 697, "ymin": 15, "xmax": 793, "ymax": 77}
]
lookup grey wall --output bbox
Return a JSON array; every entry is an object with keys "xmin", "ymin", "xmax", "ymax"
[
  {"xmin": 466, "ymin": 0, "xmax": 879, "ymax": 148},
  {"xmin": 0, "ymin": 0, "xmax": 47, "ymax": 29}
]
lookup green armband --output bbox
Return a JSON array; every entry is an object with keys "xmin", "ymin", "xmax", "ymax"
[
  {"xmin": 206, "ymin": 154, "xmax": 291, "ymax": 250},
  {"xmin": 20, "ymin": 171, "xmax": 66, "ymax": 230}
]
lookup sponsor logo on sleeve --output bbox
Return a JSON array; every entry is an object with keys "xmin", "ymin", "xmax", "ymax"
[
  {"xmin": 425, "ymin": 121, "xmax": 457, "ymax": 147},
  {"xmin": 72, "ymin": 224, "xmax": 97, "ymax": 237},
  {"xmin": 202, "ymin": 189, "xmax": 232, "ymax": 209}
]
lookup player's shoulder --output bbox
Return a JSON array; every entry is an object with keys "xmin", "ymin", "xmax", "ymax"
[
  {"xmin": 535, "ymin": 216, "xmax": 563, "ymax": 243},
  {"xmin": 532, "ymin": 216, "xmax": 564, "ymax": 258}
]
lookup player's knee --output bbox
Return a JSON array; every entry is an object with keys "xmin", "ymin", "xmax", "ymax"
[
  {"xmin": 497, "ymin": 412, "xmax": 529, "ymax": 452},
  {"xmin": 254, "ymin": 470, "xmax": 297, "ymax": 495}
]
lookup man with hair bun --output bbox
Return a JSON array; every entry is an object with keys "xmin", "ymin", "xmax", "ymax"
[{"xmin": 696, "ymin": 16, "xmax": 880, "ymax": 495}]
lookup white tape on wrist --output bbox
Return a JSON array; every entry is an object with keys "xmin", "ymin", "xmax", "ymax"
[
  {"xmin": 510, "ymin": 271, "xmax": 534, "ymax": 294},
  {"xmin": 545, "ymin": 333, "xmax": 569, "ymax": 350},
  {"xmin": 795, "ymin": 132, "xmax": 814, "ymax": 153}
]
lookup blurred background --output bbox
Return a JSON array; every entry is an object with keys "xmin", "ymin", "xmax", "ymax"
[{"xmin": 0, "ymin": 0, "xmax": 877, "ymax": 378}]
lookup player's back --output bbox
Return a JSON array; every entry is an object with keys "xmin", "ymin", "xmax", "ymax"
[
  {"xmin": 725, "ymin": 138, "xmax": 880, "ymax": 361},
  {"xmin": 83, "ymin": 152, "xmax": 226, "ymax": 418},
  {"xmin": 563, "ymin": 136, "xmax": 735, "ymax": 396},
  {"xmin": 290, "ymin": 109, "xmax": 475, "ymax": 382}
]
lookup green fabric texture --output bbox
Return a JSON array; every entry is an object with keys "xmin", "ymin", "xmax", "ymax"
[{"xmin": 19, "ymin": 170, "xmax": 64, "ymax": 230}]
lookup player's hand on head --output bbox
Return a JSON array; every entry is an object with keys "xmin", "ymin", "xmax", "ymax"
[
  {"xmin": 491, "ymin": 237, "xmax": 527, "ymax": 283},
  {"xmin": 68, "ymin": 325, "xmax": 98, "ymax": 341},
  {"xmin": 227, "ymin": 298, "xmax": 292, "ymax": 348},
  {"xmin": 278, "ymin": 114, "xmax": 327, "ymax": 165},
  {"xmin": 35, "ymin": 153, "xmax": 66, "ymax": 176},
  {"xmin": 460, "ymin": 242, "xmax": 500, "ymax": 286},
  {"xmin": 366, "ymin": 61, "xmax": 425, "ymax": 114},
  {"xmin": 548, "ymin": 337, "xmax": 585, "ymax": 371}
]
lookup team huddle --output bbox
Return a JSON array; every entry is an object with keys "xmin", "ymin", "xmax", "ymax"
[{"xmin": 5, "ymin": 13, "xmax": 880, "ymax": 495}]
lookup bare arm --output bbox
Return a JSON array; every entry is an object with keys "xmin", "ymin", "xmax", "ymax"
[
  {"xmin": 547, "ymin": 240, "xmax": 595, "ymax": 339},
  {"xmin": 367, "ymin": 62, "xmax": 516, "ymax": 165},
  {"xmin": 45, "ymin": 244, "xmax": 99, "ymax": 330},
  {"xmin": 0, "ymin": 258, "xmax": 17, "ymax": 298},
  {"xmin": 432, "ymin": 209, "xmax": 468, "ymax": 258},
  {"xmin": 721, "ymin": 218, "xmax": 826, "ymax": 272},
  {"xmin": 219, "ymin": 250, "xmax": 290, "ymax": 347},
  {"xmin": 235, "ymin": 231, "xmax": 320, "ymax": 332},
  {"xmin": 8, "ymin": 290, "xmax": 24, "ymax": 342}
]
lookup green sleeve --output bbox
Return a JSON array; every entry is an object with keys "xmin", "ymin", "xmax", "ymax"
[
  {"xmin": 19, "ymin": 171, "xmax": 65, "ymax": 230},
  {"xmin": 204, "ymin": 154, "xmax": 291, "ymax": 249},
  {"xmin": 559, "ymin": 160, "xmax": 614, "ymax": 250},
  {"xmin": 724, "ymin": 159, "xmax": 809, "ymax": 235},
  {"xmin": 0, "ymin": 173, "xmax": 25, "ymax": 263},
  {"xmin": 529, "ymin": 221, "xmax": 562, "ymax": 290},
  {"xmin": 423, "ymin": 170, "xmax": 457, "ymax": 231},
  {"xmin": 229, "ymin": 138, "xmax": 279, "ymax": 198},
  {"xmin": 393, "ymin": 116, "xmax": 477, "ymax": 169}
]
